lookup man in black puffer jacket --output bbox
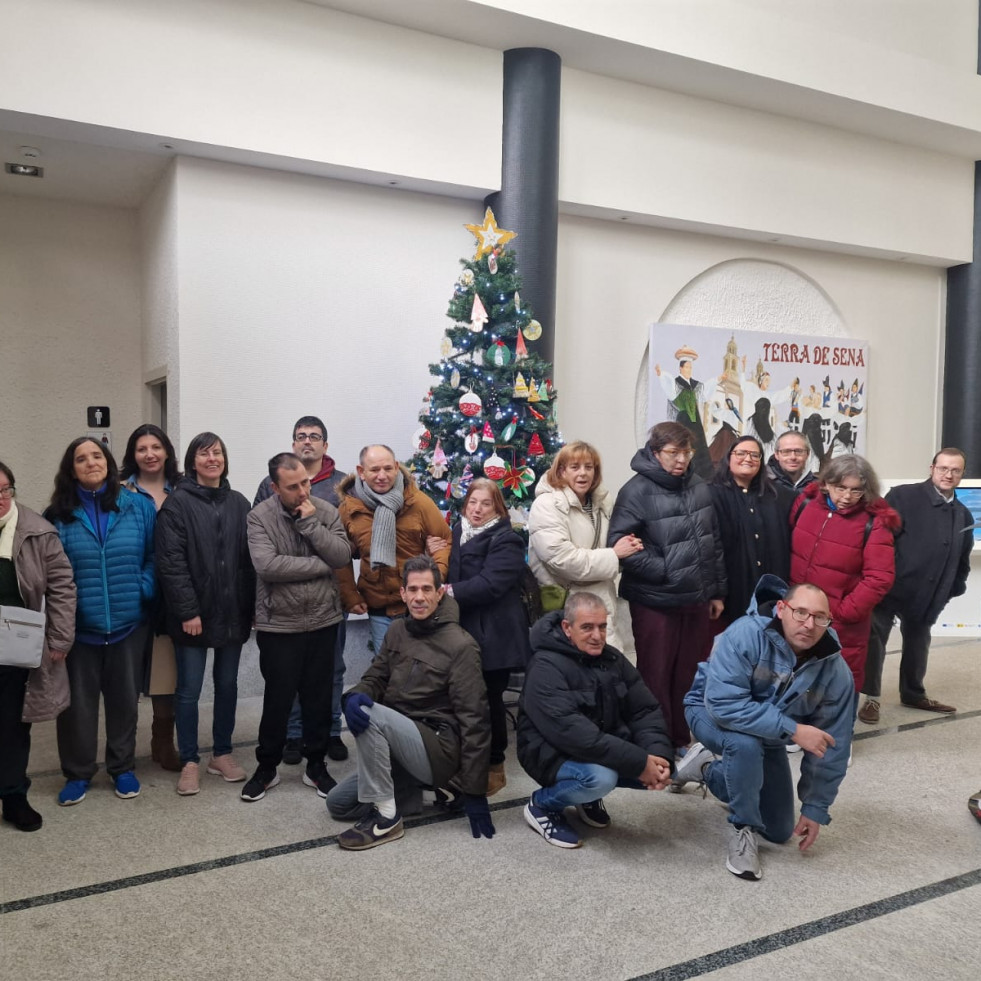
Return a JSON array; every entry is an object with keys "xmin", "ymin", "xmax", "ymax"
[
  {"xmin": 518, "ymin": 592, "xmax": 674, "ymax": 849},
  {"xmin": 608, "ymin": 421, "xmax": 726, "ymax": 752}
]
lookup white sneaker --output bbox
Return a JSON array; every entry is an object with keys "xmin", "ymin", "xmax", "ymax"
[
  {"xmin": 671, "ymin": 742, "xmax": 715, "ymax": 787},
  {"xmin": 786, "ymin": 743, "xmax": 803, "ymax": 754},
  {"xmin": 726, "ymin": 825, "xmax": 762, "ymax": 880}
]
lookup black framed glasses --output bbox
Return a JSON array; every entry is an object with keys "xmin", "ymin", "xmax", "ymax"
[
  {"xmin": 294, "ymin": 433, "xmax": 324, "ymax": 443},
  {"xmin": 0, "ymin": 486, "xmax": 15, "ymax": 499},
  {"xmin": 785, "ymin": 604, "xmax": 832, "ymax": 628}
]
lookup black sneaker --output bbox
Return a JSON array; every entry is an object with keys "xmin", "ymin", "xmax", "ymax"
[
  {"xmin": 240, "ymin": 768, "xmax": 280, "ymax": 802},
  {"xmin": 282, "ymin": 738, "xmax": 303, "ymax": 765},
  {"xmin": 575, "ymin": 798, "xmax": 611, "ymax": 829},
  {"xmin": 2, "ymin": 793, "xmax": 42, "ymax": 832},
  {"xmin": 327, "ymin": 735, "xmax": 349, "ymax": 761},
  {"xmin": 302, "ymin": 763, "xmax": 337, "ymax": 799},
  {"xmin": 338, "ymin": 808, "xmax": 404, "ymax": 851}
]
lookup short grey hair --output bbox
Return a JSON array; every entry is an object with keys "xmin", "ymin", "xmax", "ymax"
[{"xmin": 563, "ymin": 591, "xmax": 607, "ymax": 625}]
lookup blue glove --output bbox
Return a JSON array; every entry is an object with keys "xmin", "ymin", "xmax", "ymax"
[
  {"xmin": 462, "ymin": 793, "xmax": 495, "ymax": 839},
  {"xmin": 343, "ymin": 692, "xmax": 374, "ymax": 736}
]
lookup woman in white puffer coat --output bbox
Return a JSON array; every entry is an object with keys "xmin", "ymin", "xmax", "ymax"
[{"xmin": 527, "ymin": 442, "xmax": 643, "ymax": 652}]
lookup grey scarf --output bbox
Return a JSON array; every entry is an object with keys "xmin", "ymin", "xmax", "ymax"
[{"xmin": 352, "ymin": 471, "xmax": 405, "ymax": 569}]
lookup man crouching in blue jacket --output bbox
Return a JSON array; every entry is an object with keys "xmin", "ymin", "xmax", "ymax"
[{"xmin": 677, "ymin": 575, "xmax": 853, "ymax": 881}]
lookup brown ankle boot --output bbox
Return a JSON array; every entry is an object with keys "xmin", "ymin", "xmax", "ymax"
[
  {"xmin": 151, "ymin": 716, "xmax": 182, "ymax": 771},
  {"xmin": 486, "ymin": 763, "xmax": 507, "ymax": 797}
]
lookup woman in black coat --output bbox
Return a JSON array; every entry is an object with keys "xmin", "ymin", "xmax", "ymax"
[
  {"xmin": 445, "ymin": 478, "xmax": 531, "ymax": 796},
  {"xmin": 709, "ymin": 435, "xmax": 794, "ymax": 625},
  {"xmin": 155, "ymin": 432, "xmax": 254, "ymax": 797}
]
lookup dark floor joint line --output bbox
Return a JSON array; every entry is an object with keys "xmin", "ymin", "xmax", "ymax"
[
  {"xmin": 627, "ymin": 867, "xmax": 981, "ymax": 981},
  {"xmin": 0, "ymin": 795, "xmax": 530, "ymax": 915}
]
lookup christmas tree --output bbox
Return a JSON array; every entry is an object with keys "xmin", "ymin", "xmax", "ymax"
[{"xmin": 407, "ymin": 208, "xmax": 562, "ymax": 527}]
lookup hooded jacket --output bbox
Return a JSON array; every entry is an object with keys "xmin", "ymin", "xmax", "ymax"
[
  {"xmin": 248, "ymin": 495, "xmax": 352, "ymax": 634},
  {"xmin": 517, "ymin": 610, "xmax": 673, "ymax": 788},
  {"xmin": 608, "ymin": 447, "xmax": 726, "ymax": 609},
  {"xmin": 10, "ymin": 505, "xmax": 77, "ymax": 723},
  {"xmin": 684, "ymin": 575, "xmax": 853, "ymax": 825},
  {"xmin": 527, "ymin": 473, "xmax": 625, "ymax": 650},
  {"xmin": 789, "ymin": 483, "xmax": 899, "ymax": 685},
  {"xmin": 155, "ymin": 477, "xmax": 255, "ymax": 648},
  {"xmin": 348, "ymin": 594, "xmax": 490, "ymax": 793},
  {"xmin": 336, "ymin": 465, "xmax": 451, "ymax": 616},
  {"xmin": 878, "ymin": 479, "xmax": 973, "ymax": 625}
]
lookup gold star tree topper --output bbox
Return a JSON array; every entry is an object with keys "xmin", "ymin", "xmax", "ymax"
[{"xmin": 465, "ymin": 207, "xmax": 516, "ymax": 259}]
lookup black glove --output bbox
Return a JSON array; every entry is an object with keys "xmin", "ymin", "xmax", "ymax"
[
  {"xmin": 462, "ymin": 793, "xmax": 495, "ymax": 839},
  {"xmin": 343, "ymin": 692, "xmax": 374, "ymax": 736}
]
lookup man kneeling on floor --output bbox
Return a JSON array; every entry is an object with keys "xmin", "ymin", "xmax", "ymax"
[
  {"xmin": 517, "ymin": 591, "xmax": 674, "ymax": 849},
  {"xmin": 677, "ymin": 575, "xmax": 853, "ymax": 881},
  {"xmin": 326, "ymin": 555, "xmax": 494, "ymax": 850}
]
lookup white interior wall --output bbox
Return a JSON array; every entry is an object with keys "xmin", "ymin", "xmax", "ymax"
[
  {"xmin": 0, "ymin": 194, "xmax": 143, "ymax": 504},
  {"xmin": 170, "ymin": 157, "xmax": 481, "ymax": 496},
  {"xmin": 555, "ymin": 215, "xmax": 944, "ymax": 494}
]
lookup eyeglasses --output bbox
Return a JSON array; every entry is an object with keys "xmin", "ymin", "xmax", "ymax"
[
  {"xmin": 294, "ymin": 433, "xmax": 324, "ymax": 443},
  {"xmin": 828, "ymin": 483, "xmax": 863, "ymax": 497},
  {"xmin": 785, "ymin": 604, "xmax": 832, "ymax": 628},
  {"xmin": 658, "ymin": 448, "xmax": 693, "ymax": 460},
  {"xmin": 932, "ymin": 466, "xmax": 963, "ymax": 477},
  {"xmin": 776, "ymin": 448, "xmax": 808, "ymax": 456},
  {"xmin": 732, "ymin": 450, "xmax": 761, "ymax": 461},
  {"xmin": 0, "ymin": 486, "xmax": 14, "ymax": 499}
]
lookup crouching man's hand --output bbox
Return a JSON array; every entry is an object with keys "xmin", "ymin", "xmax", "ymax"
[
  {"xmin": 794, "ymin": 814, "xmax": 821, "ymax": 851},
  {"xmin": 343, "ymin": 692, "xmax": 374, "ymax": 736},
  {"xmin": 791, "ymin": 723, "xmax": 835, "ymax": 757},
  {"xmin": 639, "ymin": 755, "xmax": 672, "ymax": 791},
  {"xmin": 463, "ymin": 794, "xmax": 495, "ymax": 839}
]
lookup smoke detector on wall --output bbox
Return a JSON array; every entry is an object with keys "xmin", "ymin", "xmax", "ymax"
[{"xmin": 5, "ymin": 145, "xmax": 44, "ymax": 177}]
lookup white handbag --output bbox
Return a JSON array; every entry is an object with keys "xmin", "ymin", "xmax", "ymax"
[{"xmin": 0, "ymin": 604, "xmax": 46, "ymax": 669}]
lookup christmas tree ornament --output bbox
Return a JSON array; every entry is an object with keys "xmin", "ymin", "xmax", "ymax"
[
  {"xmin": 488, "ymin": 250, "xmax": 498, "ymax": 275},
  {"xmin": 469, "ymin": 294, "xmax": 488, "ymax": 332},
  {"xmin": 464, "ymin": 427, "xmax": 479, "ymax": 453},
  {"xmin": 528, "ymin": 433, "xmax": 545, "ymax": 456},
  {"xmin": 423, "ymin": 390, "xmax": 434, "ymax": 414},
  {"xmin": 537, "ymin": 380, "xmax": 550, "ymax": 402},
  {"xmin": 486, "ymin": 340, "xmax": 512, "ymax": 367},
  {"xmin": 471, "ymin": 347, "xmax": 484, "ymax": 364},
  {"xmin": 513, "ymin": 372, "xmax": 529, "ymax": 399},
  {"xmin": 459, "ymin": 389, "xmax": 482, "ymax": 417},
  {"xmin": 523, "ymin": 319, "xmax": 542, "ymax": 341},
  {"xmin": 527, "ymin": 405, "xmax": 545, "ymax": 420},
  {"xmin": 482, "ymin": 421, "xmax": 495, "ymax": 442},
  {"xmin": 458, "ymin": 268, "xmax": 475, "ymax": 288},
  {"xmin": 483, "ymin": 452, "xmax": 507, "ymax": 481},
  {"xmin": 440, "ymin": 336, "xmax": 452, "ymax": 358},
  {"xmin": 527, "ymin": 377, "xmax": 541, "ymax": 403},
  {"xmin": 460, "ymin": 463, "xmax": 475, "ymax": 492},
  {"xmin": 444, "ymin": 482, "xmax": 453, "ymax": 500},
  {"xmin": 464, "ymin": 207, "xmax": 516, "ymax": 259},
  {"xmin": 428, "ymin": 438, "xmax": 448, "ymax": 479},
  {"xmin": 502, "ymin": 464, "xmax": 538, "ymax": 498},
  {"xmin": 514, "ymin": 292, "xmax": 521, "ymax": 312},
  {"xmin": 515, "ymin": 331, "xmax": 528, "ymax": 360},
  {"xmin": 412, "ymin": 427, "xmax": 432, "ymax": 452},
  {"xmin": 449, "ymin": 477, "xmax": 467, "ymax": 499},
  {"xmin": 501, "ymin": 415, "xmax": 518, "ymax": 442},
  {"xmin": 450, "ymin": 368, "xmax": 461, "ymax": 388}
]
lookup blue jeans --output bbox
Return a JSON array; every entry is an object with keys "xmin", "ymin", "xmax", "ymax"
[
  {"xmin": 174, "ymin": 644, "xmax": 242, "ymax": 764},
  {"xmin": 287, "ymin": 619, "xmax": 347, "ymax": 740},
  {"xmin": 368, "ymin": 614, "xmax": 392, "ymax": 655},
  {"xmin": 686, "ymin": 702, "xmax": 795, "ymax": 843},
  {"xmin": 534, "ymin": 760, "xmax": 645, "ymax": 811}
]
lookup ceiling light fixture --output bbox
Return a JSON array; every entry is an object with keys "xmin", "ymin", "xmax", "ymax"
[{"xmin": 5, "ymin": 162, "xmax": 43, "ymax": 177}]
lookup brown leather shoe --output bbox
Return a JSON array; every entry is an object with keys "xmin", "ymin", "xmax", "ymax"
[
  {"xmin": 486, "ymin": 763, "xmax": 507, "ymax": 797},
  {"xmin": 857, "ymin": 698, "xmax": 880, "ymax": 724},
  {"xmin": 150, "ymin": 717, "xmax": 182, "ymax": 772},
  {"xmin": 901, "ymin": 696, "xmax": 956, "ymax": 714}
]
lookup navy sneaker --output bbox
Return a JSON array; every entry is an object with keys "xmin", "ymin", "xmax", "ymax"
[
  {"xmin": 338, "ymin": 808, "xmax": 404, "ymax": 851},
  {"xmin": 58, "ymin": 779, "xmax": 90, "ymax": 806},
  {"xmin": 524, "ymin": 799, "xmax": 582, "ymax": 848},
  {"xmin": 575, "ymin": 799, "xmax": 611, "ymax": 829},
  {"xmin": 113, "ymin": 771, "xmax": 141, "ymax": 799}
]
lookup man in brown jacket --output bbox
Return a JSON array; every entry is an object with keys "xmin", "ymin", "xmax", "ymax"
[
  {"xmin": 327, "ymin": 556, "xmax": 494, "ymax": 850},
  {"xmin": 336, "ymin": 444, "xmax": 450, "ymax": 653},
  {"xmin": 243, "ymin": 453, "xmax": 352, "ymax": 803}
]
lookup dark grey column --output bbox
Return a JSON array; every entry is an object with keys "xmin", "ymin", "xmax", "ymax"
[
  {"xmin": 496, "ymin": 48, "xmax": 561, "ymax": 365},
  {"xmin": 943, "ymin": 160, "xmax": 981, "ymax": 473}
]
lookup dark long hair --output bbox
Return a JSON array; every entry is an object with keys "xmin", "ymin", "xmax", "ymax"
[
  {"xmin": 713, "ymin": 435, "xmax": 775, "ymax": 498},
  {"xmin": 120, "ymin": 424, "xmax": 181, "ymax": 485},
  {"xmin": 48, "ymin": 437, "xmax": 121, "ymax": 522},
  {"xmin": 183, "ymin": 432, "xmax": 229, "ymax": 482}
]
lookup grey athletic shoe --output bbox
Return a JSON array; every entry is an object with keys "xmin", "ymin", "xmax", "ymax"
[
  {"xmin": 671, "ymin": 742, "xmax": 715, "ymax": 787},
  {"xmin": 726, "ymin": 825, "xmax": 762, "ymax": 880}
]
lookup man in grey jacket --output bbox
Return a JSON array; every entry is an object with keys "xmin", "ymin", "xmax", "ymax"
[{"xmin": 242, "ymin": 453, "xmax": 352, "ymax": 803}]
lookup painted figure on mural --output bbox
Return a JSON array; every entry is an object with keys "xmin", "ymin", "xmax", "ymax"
[{"xmin": 654, "ymin": 347, "xmax": 714, "ymax": 478}]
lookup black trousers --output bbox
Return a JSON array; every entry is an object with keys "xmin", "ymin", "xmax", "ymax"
[
  {"xmin": 255, "ymin": 625, "xmax": 337, "ymax": 770},
  {"xmin": 483, "ymin": 668, "xmax": 512, "ymax": 766},
  {"xmin": 863, "ymin": 607, "xmax": 933, "ymax": 701},
  {"xmin": 0, "ymin": 665, "xmax": 31, "ymax": 797}
]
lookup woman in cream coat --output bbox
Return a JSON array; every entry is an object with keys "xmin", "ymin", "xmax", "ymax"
[{"xmin": 528, "ymin": 442, "xmax": 643, "ymax": 652}]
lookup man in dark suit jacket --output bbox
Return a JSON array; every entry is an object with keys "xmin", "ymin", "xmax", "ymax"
[{"xmin": 858, "ymin": 448, "xmax": 973, "ymax": 722}]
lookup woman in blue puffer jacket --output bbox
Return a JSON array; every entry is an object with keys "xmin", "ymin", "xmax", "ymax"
[{"xmin": 46, "ymin": 437, "xmax": 156, "ymax": 806}]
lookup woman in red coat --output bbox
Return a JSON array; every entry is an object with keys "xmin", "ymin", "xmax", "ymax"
[{"xmin": 789, "ymin": 454, "xmax": 900, "ymax": 692}]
